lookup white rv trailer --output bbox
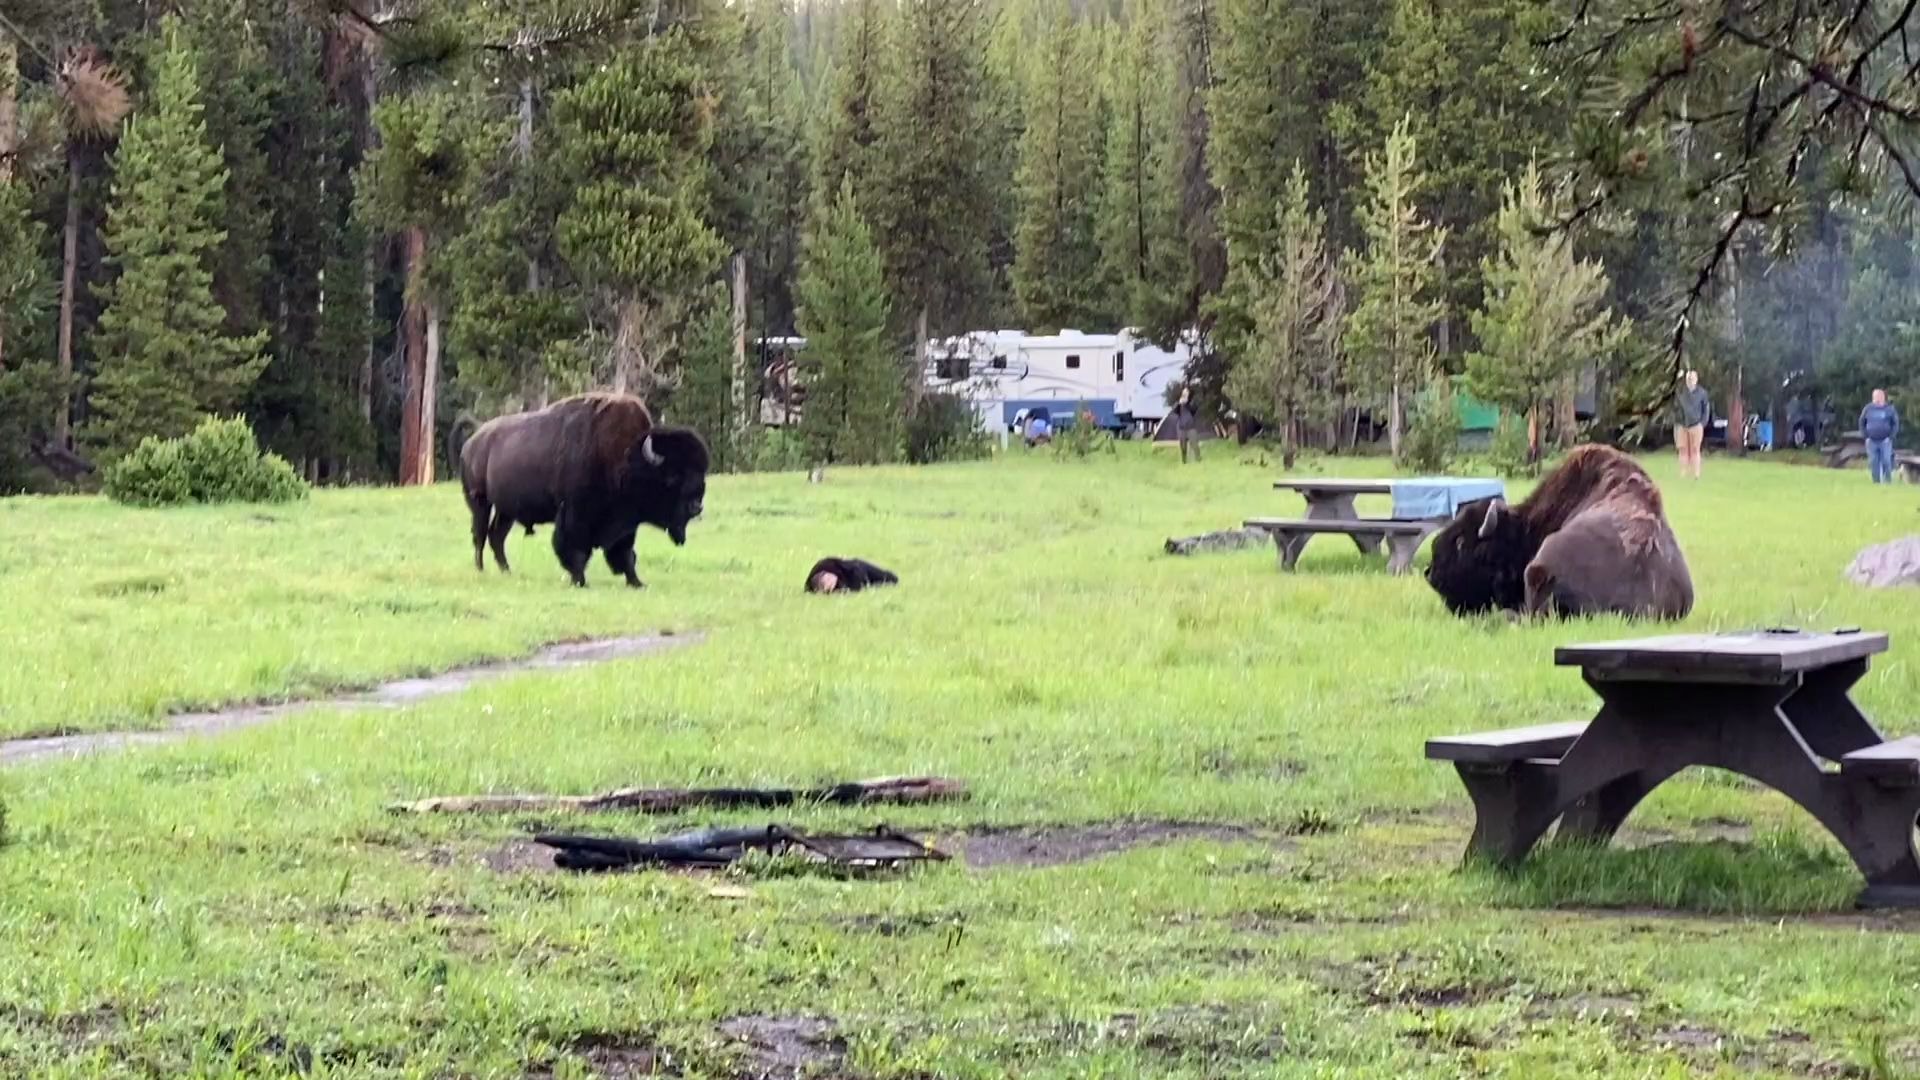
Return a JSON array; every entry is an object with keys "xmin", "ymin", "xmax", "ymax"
[{"xmin": 926, "ymin": 328, "xmax": 1195, "ymax": 433}]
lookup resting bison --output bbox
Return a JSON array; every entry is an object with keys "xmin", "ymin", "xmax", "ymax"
[
  {"xmin": 1425, "ymin": 445, "xmax": 1693, "ymax": 620},
  {"xmin": 804, "ymin": 557, "xmax": 899, "ymax": 594},
  {"xmin": 459, "ymin": 393, "xmax": 709, "ymax": 588}
]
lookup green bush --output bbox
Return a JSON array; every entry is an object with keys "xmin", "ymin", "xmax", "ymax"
[
  {"xmin": 907, "ymin": 392, "xmax": 990, "ymax": 465},
  {"xmin": 1488, "ymin": 410, "xmax": 1534, "ymax": 477},
  {"xmin": 1043, "ymin": 401, "xmax": 1113, "ymax": 460},
  {"xmin": 1403, "ymin": 380, "xmax": 1461, "ymax": 474},
  {"xmin": 742, "ymin": 426, "xmax": 812, "ymax": 473},
  {"xmin": 104, "ymin": 416, "xmax": 309, "ymax": 507}
]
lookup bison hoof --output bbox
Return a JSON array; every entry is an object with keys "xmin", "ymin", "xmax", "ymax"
[{"xmin": 625, "ymin": 578, "xmax": 646, "ymax": 590}]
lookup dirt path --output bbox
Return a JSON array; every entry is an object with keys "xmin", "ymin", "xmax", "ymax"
[{"xmin": 0, "ymin": 634, "xmax": 701, "ymax": 768}]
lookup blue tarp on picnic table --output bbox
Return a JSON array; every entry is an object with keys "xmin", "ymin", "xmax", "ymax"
[{"xmin": 1392, "ymin": 477, "xmax": 1506, "ymax": 521}]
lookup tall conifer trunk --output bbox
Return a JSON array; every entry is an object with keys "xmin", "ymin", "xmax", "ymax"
[{"xmin": 398, "ymin": 226, "xmax": 431, "ymax": 484}]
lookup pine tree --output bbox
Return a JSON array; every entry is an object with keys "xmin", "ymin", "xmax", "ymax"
[
  {"xmin": 667, "ymin": 283, "xmax": 742, "ymax": 471},
  {"xmin": 553, "ymin": 29, "xmax": 724, "ymax": 399},
  {"xmin": 1012, "ymin": 9, "xmax": 1103, "ymax": 332},
  {"xmin": 796, "ymin": 179, "xmax": 900, "ymax": 465},
  {"xmin": 87, "ymin": 18, "xmax": 267, "ymax": 460},
  {"xmin": 871, "ymin": 0, "xmax": 998, "ymax": 389},
  {"xmin": 713, "ymin": 0, "xmax": 811, "ymax": 339},
  {"xmin": 809, "ymin": 0, "xmax": 888, "ymax": 209},
  {"xmin": 177, "ymin": 0, "xmax": 278, "ymax": 343},
  {"xmin": 356, "ymin": 89, "xmax": 474, "ymax": 484},
  {"xmin": 1097, "ymin": 0, "xmax": 1190, "ymax": 343},
  {"xmin": 1343, "ymin": 116, "xmax": 1445, "ymax": 462},
  {"xmin": 1226, "ymin": 162, "xmax": 1342, "ymax": 467},
  {"xmin": 1465, "ymin": 162, "xmax": 1629, "ymax": 462},
  {"xmin": 1342, "ymin": 0, "xmax": 1557, "ymax": 342}
]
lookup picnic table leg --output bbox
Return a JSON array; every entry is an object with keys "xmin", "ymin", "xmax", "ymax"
[
  {"xmin": 1383, "ymin": 531, "xmax": 1429, "ymax": 575},
  {"xmin": 1304, "ymin": 493, "xmax": 1381, "ymax": 556},
  {"xmin": 1454, "ymin": 762, "xmax": 1563, "ymax": 864},
  {"xmin": 1271, "ymin": 530, "xmax": 1308, "ymax": 572},
  {"xmin": 1846, "ymin": 787, "xmax": 1920, "ymax": 908},
  {"xmin": 1780, "ymin": 659, "xmax": 1885, "ymax": 762},
  {"xmin": 1557, "ymin": 764, "xmax": 1685, "ymax": 844}
]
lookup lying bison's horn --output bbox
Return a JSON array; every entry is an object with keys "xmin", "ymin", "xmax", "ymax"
[
  {"xmin": 1478, "ymin": 498, "xmax": 1505, "ymax": 539},
  {"xmin": 640, "ymin": 434, "xmax": 664, "ymax": 467}
]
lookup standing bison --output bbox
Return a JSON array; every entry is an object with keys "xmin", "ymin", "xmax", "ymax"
[
  {"xmin": 1425, "ymin": 445, "xmax": 1693, "ymax": 620},
  {"xmin": 459, "ymin": 393, "xmax": 709, "ymax": 588}
]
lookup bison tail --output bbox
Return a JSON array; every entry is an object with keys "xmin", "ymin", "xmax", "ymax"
[{"xmin": 446, "ymin": 412, "xmax": 480, "ymax": 473}]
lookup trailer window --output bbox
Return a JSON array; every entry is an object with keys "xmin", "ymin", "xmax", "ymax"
[
  {"xmin": 1066, "ymin": 354, "xmax": 1081, "ymax": 370},
  {"xmin": 1113, "ymin": 352, "xmax": 1124, "ymax": 382},
  {"xmin": 990, "ymin": 355, "xmax": 1007, "ymax": 370}
]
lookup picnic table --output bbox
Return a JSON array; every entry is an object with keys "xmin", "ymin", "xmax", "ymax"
[
  {"xmin": 1823, "ymin": 429, "xmax": 1916, "ymax": 469},
  {"xmin": 1248, "ymin": 477, "xmax": 1503, "ymax": 575},
  {"xmin": 1427, "ymin": 629, "xmax": 1920, "ymax": 909}
]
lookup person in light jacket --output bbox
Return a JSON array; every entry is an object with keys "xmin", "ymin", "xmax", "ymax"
[
  {"xmin": 1860, "ymin": 388, "xmax": 1901, "ymax": 484},
  {"xmin": 1674, "ymin": 370, "xmax": 1710, "ymax": 479}
]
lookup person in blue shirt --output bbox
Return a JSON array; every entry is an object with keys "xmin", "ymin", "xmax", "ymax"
[
  {"xmin": 1860, "ymin": 388, "xmax": 1900, "ymax": 484},
  {"xmin": 1023, "ymin": 413, "xmax": 1052, "ymax": 448}
]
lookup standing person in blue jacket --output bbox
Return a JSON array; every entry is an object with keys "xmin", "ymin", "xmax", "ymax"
[{"xmin": 1860, "ymin": 388, "xmax": 1900, "ymax": 484}]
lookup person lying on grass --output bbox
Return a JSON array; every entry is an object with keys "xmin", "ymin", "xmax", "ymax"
[{"xmin": 805, "ymin": 558, "xmax": 899, "ymax": 594}]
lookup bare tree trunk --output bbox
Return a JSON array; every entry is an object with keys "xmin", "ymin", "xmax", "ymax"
[
  {"xmin": 913, "ymin": 303, "xmax": 929, "ymax": 408},
  {"xmin": 1526, "ymin": 404, "xmax": 1541, "ymax": 464},
  {"xmin": 1387, "ymin": 380, "xmax": 1402, "ymax": 461},
  {"xmin": 0, "ymin": 38, "xmax": 13, "ymax": 370},
  {"xmin": 360, "ymin": 242, "xmax": 375, "ymax": 422},
  {"xmin": 1729, "ymin": 363, "xmax": 1746, "ymax": 457},
  {"xmin": 420, "ymin": 297, "xmax": 440, "ymax": 484},
  {"xmin": 398, "ymin": 227, "xmax": 430, "ymax": 484},
  {"xmin": 612, "ymin": 294, "xmax": 640, "ymax": 395},
  {"xmin": 731, "ymin": 253, "xmax": 748, "ymax": 458},
  {"xmin": 1556, "ymin": 378, "xmax": 1576, "ymax": 450},
  {"xmin": 55, "ymin": 146, "xmax": 81, "ymax": 446}
]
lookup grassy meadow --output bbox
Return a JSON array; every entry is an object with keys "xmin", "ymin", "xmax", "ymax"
[{"xmin": 2, "ymin": 444, "xmax": 1919, "ymax": 1078}]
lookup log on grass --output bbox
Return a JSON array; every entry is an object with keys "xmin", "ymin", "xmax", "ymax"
[{"xmin": 388, "ymin": 775, "xmax": 968, "ymax": 815}]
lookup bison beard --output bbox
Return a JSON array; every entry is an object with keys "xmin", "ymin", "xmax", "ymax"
[
  {"xmin": 805, "ymin": 558, "xmax": 899, "ymax": 594},
  {"xmin": 1424, "ymin": 445, "xmax": 1694, "ymax": 621},
  {"xmin": 460, "ymin": 393, "xmax": 710, "ymax": 588}
]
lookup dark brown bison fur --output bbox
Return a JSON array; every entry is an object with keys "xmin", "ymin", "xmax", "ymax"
[
  {"xmin": 805, "ymin": 557, "xmax": 899, "ymax": 594},
  {"xmin": 460, "ymin": 393, "xmax": 709, "ymax": 588},
  {"xmin": 1425, "ymin": 445, "xmax": 1693, "ymax": 620}
]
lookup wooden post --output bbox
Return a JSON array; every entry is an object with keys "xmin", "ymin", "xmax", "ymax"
[{"xmin": 731, "ymin": 253, "xmax": 748, "ymax": 456}]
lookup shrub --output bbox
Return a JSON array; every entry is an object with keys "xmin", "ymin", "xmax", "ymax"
[
  {"xmin": 1488, "ymin": 410, "xmax": 1534, "ymax": 477},
  {"xmin": 907, "ymin": 392, "xmax": 989, "ymax": 465},
  {"xmin": 104, "ymin": 416, "xmax": 309, "ymax": 507},
  {"xmin": 741, "ymin": 426, "xmax": 812, "ymax": 473},
  {"xmin": 1052, "ymin": 405, "xmax": 1117, "ymax": 459},
  {"xmin": 1402, "ymin": 380, "xmax": 1461, "ymax": 474}
]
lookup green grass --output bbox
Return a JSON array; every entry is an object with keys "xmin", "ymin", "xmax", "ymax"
[{"xmin": 3, "ymin": 445, "xmax": 1919, "ymax": 1077}]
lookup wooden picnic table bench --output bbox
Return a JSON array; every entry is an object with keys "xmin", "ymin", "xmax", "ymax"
[
  {"xmin": 1244, "ymin": 516, "xmax": 1441, "ymax": 575},
  {"xmin": 1898, "ymin": 453, "xmax": 1920, "ymax": 484},
  {"xmin": 1256, "ymin": 477, "xmax": 1501, "ymax": 575},
  {"xmin": 1427, "ymin": 629, "xmax": 1920, "ymax": 909}
]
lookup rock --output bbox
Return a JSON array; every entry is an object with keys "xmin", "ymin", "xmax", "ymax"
[{"xmin": 1845, "ymin": 536, "xmax": 1920, "ymax": 588}]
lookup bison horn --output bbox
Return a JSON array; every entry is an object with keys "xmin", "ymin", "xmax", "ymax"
[
  {"xmin": 640, "ymin": 434, "xmax": 664, "ymax": 467},
  {"xmin": 1478, "ymin": 498, "xmax": 1505, "ymax": 539}
]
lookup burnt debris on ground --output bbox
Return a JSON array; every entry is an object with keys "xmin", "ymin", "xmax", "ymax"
[
  {"xmin": 390, "ymin": 775, "xmax": 966, "ymax": 816},
  {"xmin": 0, "ymin": 633, "xmax": 699, "ymax": 768},
  {"xmin": 535, "ymin": 824, "xmax": 949, "ymax": 873}
]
